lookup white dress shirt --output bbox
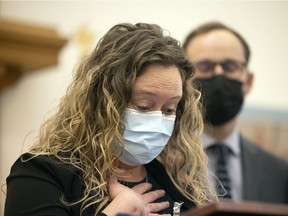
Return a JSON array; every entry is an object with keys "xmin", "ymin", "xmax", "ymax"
[{"xmin": 202, "ymin": 128, "xmax": 243, "ymax": 200}]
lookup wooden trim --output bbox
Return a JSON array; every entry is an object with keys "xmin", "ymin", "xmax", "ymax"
[
  {"xmin": 0, "ymin": 64, "xmax": 22, "ymax": 90},
  {"xmin": 182, "ymin": 200, "xmax": 288, "ymax": 216},
  {"xmin": 0, "ymin": 18, "xmax": 67, "ymax": 90}
]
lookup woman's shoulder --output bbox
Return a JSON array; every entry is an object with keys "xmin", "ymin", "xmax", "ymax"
[
  {"xmin": 12, "ymin": 152, "xmax": 80, "ymax": 173},
  {"xmin": 5, "ymin": 153, "xmax": 86, "ymax": 215},
  {"xmin": 8, "ymin": 152, "xmax": 83, "ymax": 195}
]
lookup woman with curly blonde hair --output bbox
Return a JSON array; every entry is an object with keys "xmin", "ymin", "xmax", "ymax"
[{"xmin": 5, "ymin": 23, "xmax": 216, "ymax": 216}]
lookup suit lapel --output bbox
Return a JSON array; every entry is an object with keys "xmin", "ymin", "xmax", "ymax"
[{"xmin": 241, "ymin": 136, "xmax": 263, "ymax": 200}]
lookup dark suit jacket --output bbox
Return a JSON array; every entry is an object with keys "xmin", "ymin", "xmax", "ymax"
[{"xmin": 241, "ymin": 136, "xmax": 288, "ymax": 203}]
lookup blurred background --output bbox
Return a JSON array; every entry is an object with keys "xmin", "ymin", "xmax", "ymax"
[{"xmin": 1, "ymin": 1, "xmax": 288, "ymax": 213}]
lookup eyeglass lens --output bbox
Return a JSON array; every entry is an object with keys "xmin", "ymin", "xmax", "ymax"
[{"xmin": 195, "ymin": 60, "xmax": 245, "ymax": 73}]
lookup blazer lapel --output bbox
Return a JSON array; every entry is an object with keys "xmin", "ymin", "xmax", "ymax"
[{"xmin": 241, "ymin": 136, "xmax": 263, "ymax": 200}]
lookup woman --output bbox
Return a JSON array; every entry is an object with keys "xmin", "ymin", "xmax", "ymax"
[{"xmin": 4, "ymin": 23, "xmax": 215, "ymax": 216}]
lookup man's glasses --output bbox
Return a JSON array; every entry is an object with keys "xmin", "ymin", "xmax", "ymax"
[{"xmin": 195, "ymin": 59, "xmax": 247, "ymax": 74}]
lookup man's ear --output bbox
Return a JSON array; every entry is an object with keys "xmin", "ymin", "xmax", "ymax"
[{"xmin": 243, "ymin": 71, "xmax": 254, "ymax": 95}]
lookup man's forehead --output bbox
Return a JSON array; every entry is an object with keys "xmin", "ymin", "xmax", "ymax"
[{"xmin": 185, "ymin": 30, "xmax": 245, "ymax": 62}]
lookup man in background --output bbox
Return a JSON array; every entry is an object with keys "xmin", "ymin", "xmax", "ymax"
[{"xmin": 183, "ymin": 21, "xmax": 288, "ymax": 203}]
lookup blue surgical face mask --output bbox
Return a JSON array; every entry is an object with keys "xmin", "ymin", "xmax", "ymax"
[{"xmin": 118, "ymin": 108, "xmax": 176, "ymax": 166}]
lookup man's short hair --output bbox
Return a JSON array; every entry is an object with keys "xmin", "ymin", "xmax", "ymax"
[{"xmin": 183, "ymin": 21, "xmax": 251, "ymax": 63}]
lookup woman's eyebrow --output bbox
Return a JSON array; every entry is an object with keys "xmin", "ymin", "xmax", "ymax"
[{"xmin": 133, "ymin": 90, "xmax": 182, "ymax": 99}]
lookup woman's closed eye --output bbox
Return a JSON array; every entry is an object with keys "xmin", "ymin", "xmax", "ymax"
[
  {"xmin": 136, "ymin": 106, "xmax": 152, "ymax": 112},
  {"xmin": 161, "ymin": 108, "xmax": 176, "ymax": 116}
]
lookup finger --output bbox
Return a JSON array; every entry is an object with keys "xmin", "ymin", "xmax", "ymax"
[
  {"xmin": 146, "ymin": 201, "xmax": 170, "ymax": 213},
  {"xmin": 131, "ymin": 182, "xmax": 152, "ymax": 194},
  {"xmin": 108, "ymin": 175, "xmax": 119, "ymax": 198},
  {"xmin": 141, "ymin": 206, "xmax": 150, "ymax": 216},
  {"xmin": 142, "ymin": 189, "xmax": 166, "ymax": 203},
  {"xmin": 150, "ymin": 214, "xmax": 171, "ymax": 216},
  {"xmin": 108, "ymin": 175, "xmax": 129, "ymax": 199}
]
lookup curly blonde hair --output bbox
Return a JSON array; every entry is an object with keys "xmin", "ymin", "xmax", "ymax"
[{"xmin": 29, "ymin": 23, "xmax": 216, "ymax": 215}]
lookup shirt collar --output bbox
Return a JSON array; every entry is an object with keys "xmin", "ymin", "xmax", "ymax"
[{"xmin": 202, "ymin": 127, "xmax": 241, "ymax": 156}]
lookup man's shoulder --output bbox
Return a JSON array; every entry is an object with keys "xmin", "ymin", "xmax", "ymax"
[{"xmin": 240, "ymin": 136, "xmax": 288, "ymax": 169}]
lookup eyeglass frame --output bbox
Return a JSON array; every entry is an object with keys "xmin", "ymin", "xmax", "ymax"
[{"xmin": 194, "ymin": 59, "xmax": 247, "ymax": 76}]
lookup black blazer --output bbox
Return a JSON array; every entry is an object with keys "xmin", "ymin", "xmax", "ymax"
[
  {"xmin": 241, "ymin": 136, "xmax": 288, "ymax": 203},
  {"xmin": 5, "ymin": 153, "xmax": 196, "ymax": 216}
]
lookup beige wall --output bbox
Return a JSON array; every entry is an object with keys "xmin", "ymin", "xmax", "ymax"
[
  {"xmin": 240, "ymin": 109, "xmax": 288, "ymax": 161},
  {"xmin": 1, "ymin": 1, "xmax": 288, "ymax": 213}
]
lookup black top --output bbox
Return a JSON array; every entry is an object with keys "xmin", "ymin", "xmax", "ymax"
[
  {"xmin": 4, "ymin": 153, "xmax": 195, "ymax": 216},
  {"xmin": 118, "ymin": 172, "xmax": 175, "ymax": 214}
]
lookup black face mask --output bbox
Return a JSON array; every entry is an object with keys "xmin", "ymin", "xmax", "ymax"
[{"xmin": 193, "ymin": 76, "xmax": 244, "ymax": 126}]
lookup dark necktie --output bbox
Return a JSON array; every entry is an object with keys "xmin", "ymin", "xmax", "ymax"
[{"xmin": 207, "ymin": 144, "xmax": 232, "ymax": 199}]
